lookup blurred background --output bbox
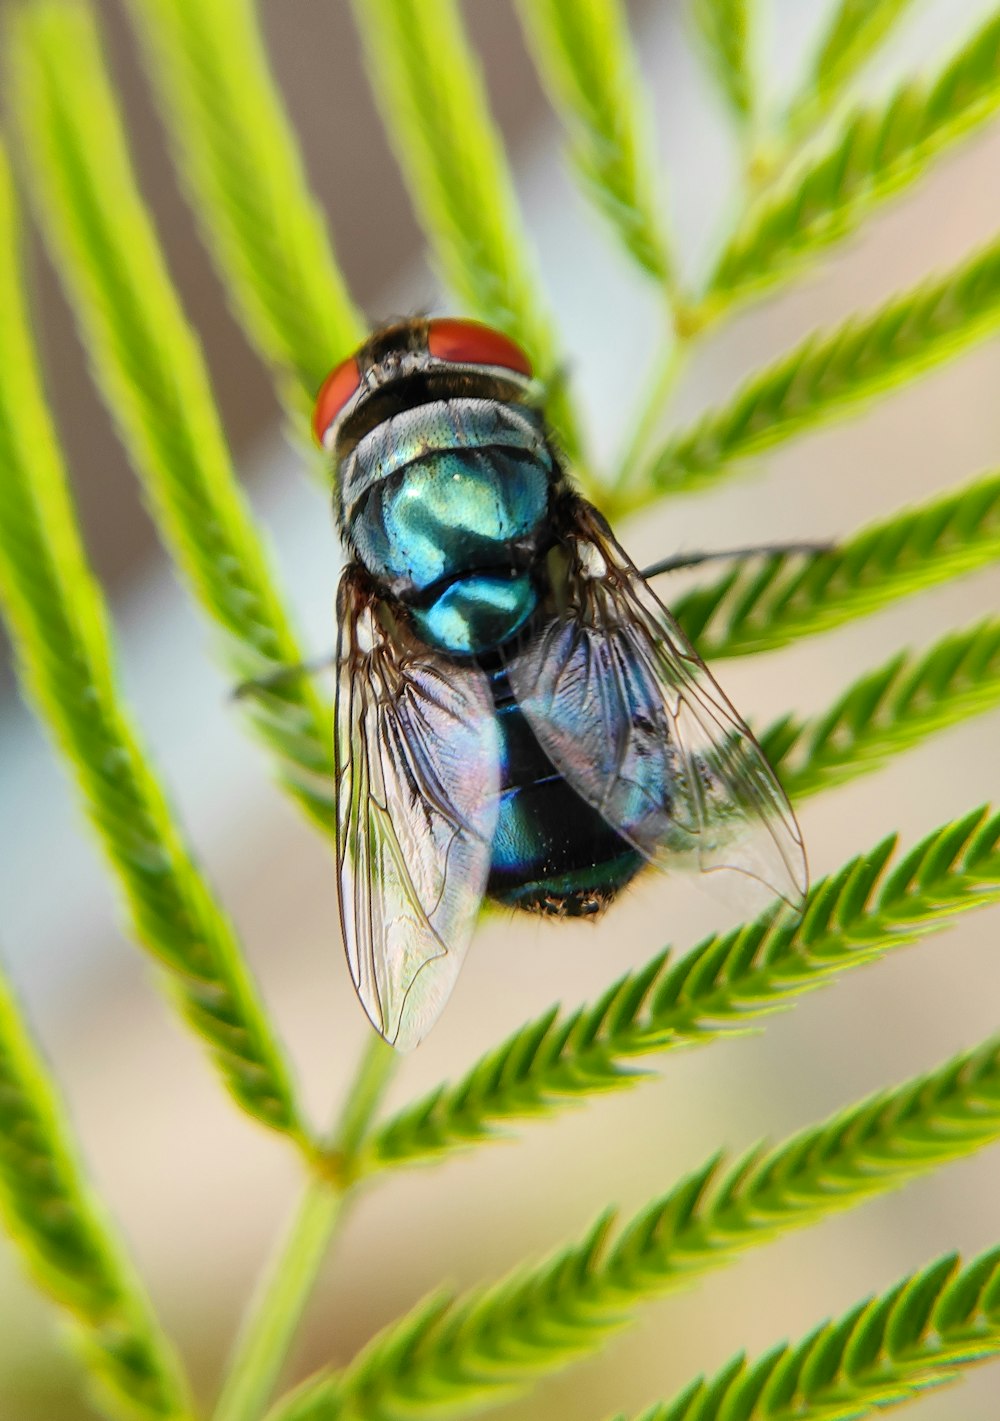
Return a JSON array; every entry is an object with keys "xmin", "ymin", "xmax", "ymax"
[{"xmin": 1, "ymin": 0, "xmax": 999, "ymax": 1416}]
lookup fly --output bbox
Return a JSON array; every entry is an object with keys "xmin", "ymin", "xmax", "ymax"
[{"xmin": 310, "ymin": 318, "xmax": 809, "ymax": 1050}]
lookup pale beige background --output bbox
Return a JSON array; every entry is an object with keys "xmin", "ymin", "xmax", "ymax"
[{"xmin": 0, "ymin": 1, "xmax": 998, "ymax": 1419}]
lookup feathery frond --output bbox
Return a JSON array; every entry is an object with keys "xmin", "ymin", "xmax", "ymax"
[
  {"xmin": 277, "ymin": 1031, "xmax": 1000, "ymax": 1421},
  {"xmin": 349, "ymin": 0, "xmax": 582, "ymax": 459},
  {"xmin": 791, "ymin": 0, "xmax": 921, "ymax": 131},
  {"xmin": 0, "ymin": 960, "xmax": 192, "ymax": 1421},
  {"xmin": 627, "ymin": 1245, "xmax": 1000, "ymax": 1421},
  {"xmin": 712, "ymin": 11, "xmax": 1000, "ymax": 304},
  {"xmin": 514, "ymin": 0, "xmax": 671, "ymax": 280},
  {"xmin": 671, "ymin": 468, "xmax": 1000, "ymax": 658},
  {"xmin": 765, "ymin": 617, "xmax": 1000, "ymax": 801},
  {"xmin": 363, "ymin": 807, "xmax": 1000, "ymax": 1173},
  {"xmin": 124, "ymin": 0, "xmax": 363, "ymax": 416},
  {"xmin": 0, "ymin": 142, "xmax": 305, "ymax": 1143},
  {"xmin": 690, "ymin": 0, "xmax": 754, "ymax": 122},
  {"xmin": 2, "ymin": 0, "xmax": 998, "ymax": 1413},
  {"xmin": 644, "ymin": 234, "xmax": 1000, "ymax": 498},
  {"xmin": 9, "ymin": 1, "xmax": 337, "ymax": 831}
]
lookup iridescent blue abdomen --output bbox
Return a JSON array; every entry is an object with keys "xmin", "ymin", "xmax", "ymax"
[{"xmin": 486, "ymin": 670, "xmax": 644, "ymax": 914}]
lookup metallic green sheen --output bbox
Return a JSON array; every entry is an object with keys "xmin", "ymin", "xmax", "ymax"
[
  {"xmin": 339, "ymin": 398, "xmax": 549, "ymax": 524},
  {"xmin": 351, "ymin": 446, "xmax": 549, "ymax": 595},
  {"xmin": 410, "ymin": 572, "xmax": 536, "ymax": 655},
  {"xmin": 486, "ymin": 679, "xmax": 644, "ymax": 910}
]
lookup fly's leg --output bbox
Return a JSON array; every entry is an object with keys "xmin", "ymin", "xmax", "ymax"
[
  {"xmin": 231, "ymin": 652, "xmax": 336, "ymax": 701},
  {"xmin": 641, "ymin": 540, "xmax": 833, "ymax": 580}
]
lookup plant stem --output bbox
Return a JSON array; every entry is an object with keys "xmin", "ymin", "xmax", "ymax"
[
  {"xmin": 212, "ymin": 1182, "xmax": 343, "ymax": 1421},
  {"xmin": 609, "ymin": 79, "xmax": 851, "ymax": 520},
  {"xmin": 608, "ymin": 336, "xmax": 687, "ymax": 509},
  {"xmin": 212, "ymin": 1036, "xmax": 398, "ymax": 1421},
  {"xmin": 330, "ymin": 1035, "xmax": 399, "ymax": 1163}
]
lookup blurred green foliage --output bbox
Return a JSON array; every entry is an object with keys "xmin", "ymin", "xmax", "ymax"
[{"xmin": 0, "ymin": 1, "xmax": 999, "ymax": 1420}]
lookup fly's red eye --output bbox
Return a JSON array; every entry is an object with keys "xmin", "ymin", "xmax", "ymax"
[
  {"xmin": 312, "ymin": 356, "xmax": 361, "ymax": 444},
  {"xmin": 427, "ymin": 318, "xmax": 532, "ymax": 377}
]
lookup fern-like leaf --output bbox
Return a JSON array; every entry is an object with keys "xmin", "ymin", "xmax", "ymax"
[
  {"xmin": 9, "ymin": 1, "xmax": 337, "ymax": 832},
  {"xmin": 712, "ymin": 11, "xmax": 1000, "ymax": 304},
  {"xmin": 124, "ymin": 0, "xmax": 364, "ymax": 416},
  {"xmin": 514, "ymin": 0, "xmax": 671, "ymax": 279},
  {"xmin": 0, "ymin": 960, "xmax": 192, "ymax": 1421},
  {"xmin": 670, "ymin": 468, "xmax": 1000, "ymax": 658},
  {"xmin": 795, "ymin": 0, "xmax": 921, "ymax": 129},
  {"xmin": 276, "ymin": 1028, "xmax": 1000, "ymax": 1420},
  {"xmin": 628, "ymin": 1245, "xmax": 1000, "ymax": 1421},
  {"xmin": 349, "ymin": 0, "xmax": 582, "ymax": 459},
  {"xmin": 644, "ymin": 234, "xmax": 1000, "ymax": 498},
  {"xmin": 0, "ymin": 142, "xmax": 305, "ymax": 1142},
  {"xmin": 765, "ymin": 617, "xmax": 1000, "ymax": 801},
  {"xmin": 690, "ymin": 0, "xmax": 754, "ymax": 122},
  {"xmin": 362, "ymin": 806, "xmax": 1000, "ymax": 1173}
]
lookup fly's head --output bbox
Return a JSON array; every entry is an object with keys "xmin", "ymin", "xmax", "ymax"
[{"xmin": 313, "ymin": 318, "xmax": 539, "ymax": 521}]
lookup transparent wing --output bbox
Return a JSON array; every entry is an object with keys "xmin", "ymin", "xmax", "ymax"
[
  {"xmin": 508, "ymin": 500, "xmax": 807, "ymax": 913},
  {"xmin": 335, "ymin": 570, "xmax": 499, "ymax": 1051}
]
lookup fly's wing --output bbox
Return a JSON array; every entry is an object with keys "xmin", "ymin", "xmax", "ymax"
[
  {"xmin": 507, "ymin": 501, "xmax": 807, "ymax": 913},
  {"xmin": 335, "ymin": 571, "xmax": 500, "ymax": 1050}
]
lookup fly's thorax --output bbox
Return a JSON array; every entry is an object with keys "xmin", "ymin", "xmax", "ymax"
[
  {"xmin": 337, "ymin": 397, "xmax": 551, "ymax": 527},
  {"xmin": 340, "ymin": 397, "xmax": 558, "ymax": 657}
]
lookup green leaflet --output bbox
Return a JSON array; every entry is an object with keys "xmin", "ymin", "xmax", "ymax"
[
  {"xmin": 0, "ymin": 139, "xmax": 305, "ymax": 1144},
  {"xmin": 364, "ymin": 807, "xmax": 1000, "ymax": 1173},
  {"xmin": 629, "ymin": 1247, "xmax": 1000, "ymax": 1421},
  {"xmin": 349, "ymin": 0, "xmax": 583, "ymax": 462},
  {"xmin": 690, "ymin": 0, "xmax": 753, "ymax": 121},
  {"xmin": 764, "ymin": 617, "xmax": 1000, "ymax": 801},
  {"xmin": 670, "ymin": 468, "xmax": 1000, "ymax": 658},
  {"xmin": 712, "ymin": 11, "xmax": 1000, "ymax": 304},
  {"xmin": 0, "ymin": 962, "xmax": 192, "ymax": 1421},
  {"xmin": 514, "ymin": 0, "xmax": 671, "ymax": 280},
  {"xmin": 124, "ymin": 0, "xmax": 363, "ymax": 416},
  {"xmin": 795, "ymin": 0, "xmax": 921, "ymax": 130},
  {"xmin": 644, "ymin": 233, "xmax": 1000, "ymax": 498},
  {"xmin": 9, "ymin": 1, "xmax": 337, "ymax": 833},
  {"xmin": 273, "ymin": 1018, "xmax": 1000, "ymax": 1421}
]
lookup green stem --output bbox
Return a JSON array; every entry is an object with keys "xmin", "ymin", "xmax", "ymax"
[
  {"xmin": 330, "ymin": 1036, "xmax": 399, "ymax": 1163},
  {"xmin": 611, "ymin": 75, "xmax": 867, "ymax": 519},
  {"xmin": 212, "ymin": 1182, "xmax": 344, "ymax": 1421},
  {"xmin": 609, "ymin": 336, "xmax": 687, "ymax": 507},
  {"xmin": 212, "ymin": 1036, "xmax": 398, "ymax": 1421}
]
